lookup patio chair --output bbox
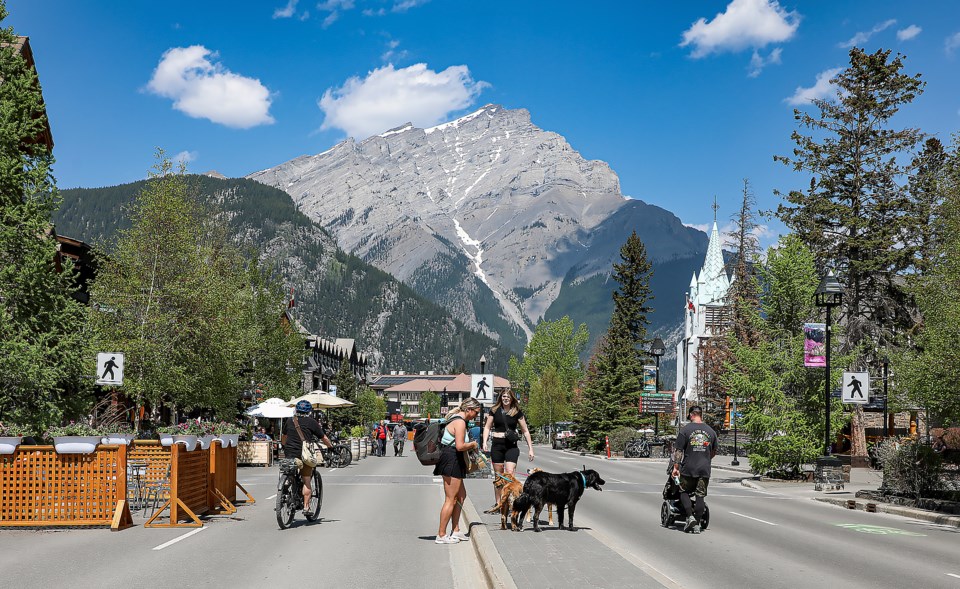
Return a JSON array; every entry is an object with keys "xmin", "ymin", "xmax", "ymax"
[{"xmin": 142, "ymin": 464, "xmax": 172, "ymax": 519}]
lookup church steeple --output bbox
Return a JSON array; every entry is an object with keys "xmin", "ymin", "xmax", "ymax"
[{"xmin": 698, "ymin": 221, "xmax": 729, "ymax": 305}]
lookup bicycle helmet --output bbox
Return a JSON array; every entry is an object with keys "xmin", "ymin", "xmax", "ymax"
[{"xmin": 295, "ymin": 400, "xmax": 312, "ymax": 414}]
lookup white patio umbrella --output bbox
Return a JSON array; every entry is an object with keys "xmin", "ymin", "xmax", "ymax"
[
  {"xmin": 287, "ymin": 391, "xmax": 355, "ymax": 410},
  {"xmin": 246, "ymin": 397, "xmax": 296, "ymax": 418}
]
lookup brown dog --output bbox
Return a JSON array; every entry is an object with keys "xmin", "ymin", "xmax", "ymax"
[{"xmin": 484, "ymin": 473, "xmax": 525, "ymax": 530}]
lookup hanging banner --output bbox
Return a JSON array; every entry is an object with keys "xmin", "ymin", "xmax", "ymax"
[
  {"xmin": 803, "ymin": 323, "xmax": 826, "ymax": 367},
  {"xmin": 643, "ymin": 366, "xmax": 657, "ymax": 391}
]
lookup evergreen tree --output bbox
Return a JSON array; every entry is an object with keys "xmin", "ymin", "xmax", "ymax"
[
  {"xmin": 0, "ymin": 6, "xmax": 89, "ymax": 431},
  {"xmin": 327, "ymin": 356, "xmax": 361, "ymax": 432},
  {"xmin": 774, "ymin": 48, "xmax": 925, "ymax": 460},
  {"xmin": 726, "ymin": 179, "xmax": 762, "ymax": 346},
  {"xmin": 573, "ymin": 232, "xmax": 654, "ymax": 449}
]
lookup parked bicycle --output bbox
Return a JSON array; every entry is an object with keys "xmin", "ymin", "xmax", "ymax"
[
  {"xmin": 276, "ymin": 459, "xmax": 322, "ymax": 529},
  {"xmin": 624, "ymin": 438, "xmax": 651, "ymax": 458},
  {"xmin": 321, "ymin": 443, "xmax": 352, "ymax": 468}
]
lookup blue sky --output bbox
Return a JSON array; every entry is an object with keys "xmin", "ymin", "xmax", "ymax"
[{"xmin": 8, "ymin": 1, "xmax": 960, "ymax": 245}]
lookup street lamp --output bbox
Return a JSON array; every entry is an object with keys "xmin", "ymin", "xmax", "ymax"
[
  {"xmin": 882, "ymin": 356, "xmax": 889, "ymax": 438},
  {"xmin": 815, "ymin": 270, "xmax": 843, "ymax": 457},
  {"xmin": 650, "ymin": 336, "xmax": 665, "ymax": 437}
]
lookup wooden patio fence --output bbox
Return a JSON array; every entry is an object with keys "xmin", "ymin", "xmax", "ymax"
[
  {"xmin": 0, "ymin": 444, "xmax": 133, "ymax": 531},
  {"xmin": 209, "ymin": 440, "xmax": 254, "ymax": 515}
]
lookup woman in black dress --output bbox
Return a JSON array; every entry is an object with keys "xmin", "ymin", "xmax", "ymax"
[{"xmin": 434, "ymin": 397, "xmax": 481, "ymax": 544}]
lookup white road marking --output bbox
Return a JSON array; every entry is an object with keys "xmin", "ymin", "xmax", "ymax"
[
  {"xmin": 433, "ymin": 478, "xmax": 442, "ymax": 483},
  {"xmin": 946, "ymin": 573, "xmax": 960, "ymax": 580},
  {"xmin": 266, "ymin": 494, "xmax": 277, "ymax": 500},
  {"xmin": 152, "ymin": 526, "xmax": 207, "ymax": 550},
  {"xmin": 729, "ymin": 511, "xmax": 778, "ymax": 526}
]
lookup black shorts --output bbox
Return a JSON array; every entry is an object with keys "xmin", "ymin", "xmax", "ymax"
[
  {"xmin": 490, "ymin": 437, "xmax": 520, "ymax": 464},
  {"xmin": 433, "ymin": 445, "xmax": 466, "ymax": 478}
]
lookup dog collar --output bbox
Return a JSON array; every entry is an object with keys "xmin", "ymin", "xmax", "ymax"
[{"xmin": 579, "ymin": 471, "xmax": 587, "ymax": 489}]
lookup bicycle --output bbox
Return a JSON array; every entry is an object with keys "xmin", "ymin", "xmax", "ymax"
[
  {"xmin": 624, "ymin": 438, "xmax": 651, "ymax": 458},
  {"xmin": 276, "ymin": 459, "xmax": 322, "ymax": 529},
  {"xmin": 321, "ymin": 444, "xmax": 352, "ymax": 468}
]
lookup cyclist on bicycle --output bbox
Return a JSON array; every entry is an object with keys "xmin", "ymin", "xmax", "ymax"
[{"xmin": 281, "ymin": 400, "xmax": 333, "ymax": 518}]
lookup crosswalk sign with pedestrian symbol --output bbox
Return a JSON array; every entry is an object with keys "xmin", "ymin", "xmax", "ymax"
[
  {"xmin": 841, "ymin": 371, "xmax": 869, "ymax": 404},
  {"xmin": 95, "ymin": 352, "xmax": 124, "ymax": 386}
]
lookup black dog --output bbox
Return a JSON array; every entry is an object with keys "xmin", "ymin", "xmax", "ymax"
[{"xmin": 511, "ymin": 468, "xmax": 605, "ymax": 532}]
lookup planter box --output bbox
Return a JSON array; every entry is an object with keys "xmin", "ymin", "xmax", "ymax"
[
  {"xmin": 197, "ymin": 434, "xmax": 217, "ymax": 450},
  {"xmin": 237, "ymin": 440, "xmax": 273, "ymax": 466},
  {"xmin": 53, "ymin": 436, "xmax": 101, "ymax": 454},
  {"xmin": 216, "ymin": 433, "xmax": 240, "ymax": 448},
  {"xmin": 102, "ymin": 433, "xmax": 136, "ymax": 445},
  {"xmin": 0, "ymin": 436, "xmax": 23, "ymax": 455},
  {"xmin": 159, "ymin": 433, "xmax": 174, "ymax": 446},
  {"xmin": 171, "ymin": 435, "xmax": 199, "ymax": 451}
]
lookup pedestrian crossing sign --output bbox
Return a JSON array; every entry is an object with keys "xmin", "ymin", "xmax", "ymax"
[
  {"xmin": 841, "ymin": 371, "xmax": 869, "ymax": 404},
  {"xmin": 95, "ymin": 352, "xmax": 125, "ymax": 386}
]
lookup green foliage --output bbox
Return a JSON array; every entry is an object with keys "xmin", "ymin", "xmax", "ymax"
[
  {"xmin": 525, "ymin": 366, "xmax": 570, "ymax": 430},
  {"xmin": 607, "ymin": 426, "xmax": 640, "ymax": 454},
  {"xmin": 327, "ymin": 360, "xmax": 362, "ymax": 432},
  {"xmin": 878, "ymin": 438, "xmax": 944, "ymax": 500},
  {"xmin": 420, "ymin": 390, "xmax": 441, "ymax": 419},
  {"xmin": 573, "ymin": 233, "xmax": 655, "ymax": 451},
  {"xmin": 44, "ymin": 421, "xmax": 102, "ymax": 438},
  {"xmin": 356, "ymin": 387, "xmax": 385, "ymax": 425},
  {"xmin": 0, "ymin": 6, "xmax": 91, "ymax": 432},
  {"xmin": 0, "ymin": 422, "xmax": 33, "ymax": 436}
]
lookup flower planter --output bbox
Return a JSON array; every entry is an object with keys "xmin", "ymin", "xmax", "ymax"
[
  {"xmin": 216, "ymin": 433, "xmax": 240, "ymax": 448},
  {"xmin": 0, "ymin": 436, "xmax": 23, "ymax": 455},
  {"xmin": 159, "ymin": 433, "xmax": 175, "ymax": 447},
  {"xmin": 53, "ymin": 436, "xmax": 101, "ymax": 454},
  {"xmin": 197, "ymin": 434, "xmax": 217, "ymax": 450},
  {"xmin": 101, "ymin": 433, "xmax": 136, "ymax": 445},
  {"xmin": 171, "ymin": 434, "xmax": 199, "ymax": 451}
]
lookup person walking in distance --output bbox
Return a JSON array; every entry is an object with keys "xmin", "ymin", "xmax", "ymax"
[
  {"xmin": 377, "ymin": 420, "xmax": 388, "ymax": 457},
  {"xmin": 672, "ymin": 405, "xmax": 717, "ymax": 534},
  {"xmin": 392, "ymin": 421, "xmax": 408, "ymax": 456}
]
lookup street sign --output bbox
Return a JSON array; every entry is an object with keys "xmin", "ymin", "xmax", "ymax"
[
  {"xmin": 471, "ymin": 373, "xmax": 495, "ymax": 405},
  {"xmin": 639, "ymin": 392, "xmax": 674, "ymax": 413},
  {"xmin": 329, "ymin": 384, "xmax": 338, "ymax": 397},
  {"xmin": 95, "ymin": 352, "xmax": 124, "ymax": 386},
  {"xmin": 842, "ymin": 371, "xmax": 869, "ymax": 404}
]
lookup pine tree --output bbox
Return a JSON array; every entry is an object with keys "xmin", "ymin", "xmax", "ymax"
[
  {"xmin": 726, "ymin": 179, "xmax": 762, "ymax": 346},
  {"xmin": 573, "ymin": 232, "xmax": 654, "ymax": 449},
  {"xmin": 774, "ymin": 48, "xmax": 925, "ymax": 461},
  {"xmin": 0, "ymin": 6, "xmax": 89, "ymax": 431}
]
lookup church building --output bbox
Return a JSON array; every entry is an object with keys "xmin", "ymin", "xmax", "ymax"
[{"xmin": 674, "ymin": 221, "xmax": 732, "ymax": 419}]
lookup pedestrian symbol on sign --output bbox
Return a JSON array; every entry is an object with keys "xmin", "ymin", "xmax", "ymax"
[
  {"xmin": 841, "ymin": 371, "xmax": 869, "ymax": 404},
  {"xmin": 95, "ymin": 352, "xmax": 125, "ymax": 386}
]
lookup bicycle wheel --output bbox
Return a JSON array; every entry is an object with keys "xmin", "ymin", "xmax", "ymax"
[
  {"xmin": 338, "ymin": 445, "xmax": 352, "ymax": 467},
  {"xmin": 275, "ymin": 475, "xmax": 296, "ymax": 529},
  {"xmin": 639, "ymin": 442, "xmax": 651, "ymax": 458},
  {"xmin": 305, "ymin": 473, "xmax": 323, "ymax": 521},
  {"xmin": 624, "ymin": 443, "xmax": 639, "ymax": 458}
]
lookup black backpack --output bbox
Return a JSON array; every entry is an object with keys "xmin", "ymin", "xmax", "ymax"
[{"xmin": 413, "ymin": 416, "xmax": 463, "ymax": 466}]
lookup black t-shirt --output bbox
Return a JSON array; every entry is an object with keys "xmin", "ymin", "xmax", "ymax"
[
  {"xmin": 676, "ymin": 421, "xmax": 718, "ymax": 478},
  {"xmin": 492, "ymin": 407, "xmax": 524, "ymax": 433},
  {"xmin": 282, "ymin": 415, "xmax": 325, "ymax": 458}
]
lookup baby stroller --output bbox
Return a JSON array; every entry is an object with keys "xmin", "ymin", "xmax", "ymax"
[{"xmin": 660, "ymin": 461, "xmax": 709, "ymax": 531}]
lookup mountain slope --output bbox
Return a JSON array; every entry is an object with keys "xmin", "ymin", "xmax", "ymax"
[{"xmin": 54, "ymin": 175, "xmax": 515, "ymax": 373}]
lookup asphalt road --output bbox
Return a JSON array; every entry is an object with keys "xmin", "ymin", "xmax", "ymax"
[
  {"xmin": 0, "ymin": 452, "xmax": 483, "ymax": 589},
  {"xmin": 527, "ymin": 446, "xmax": 960, "ymax": 589}
]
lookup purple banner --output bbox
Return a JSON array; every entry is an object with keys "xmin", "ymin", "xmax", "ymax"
[{"xmin": 804, "ymin": 323, "xmax": 826, "ymax": 367}]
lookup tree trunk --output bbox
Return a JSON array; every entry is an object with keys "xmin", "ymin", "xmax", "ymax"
[{"xmin": 850, "ymin": 405, "xmax": 869, "ymax": 467}]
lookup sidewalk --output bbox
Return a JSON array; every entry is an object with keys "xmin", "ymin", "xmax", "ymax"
[{"xmin": 460, "ymin": 478, "xmax": 677, "ymax": 589}]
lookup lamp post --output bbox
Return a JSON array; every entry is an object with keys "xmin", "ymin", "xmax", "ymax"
[
  {"xmin": 882, "ymin": 357, "xmax": 889, "ymax": 438},
  {"xmin": 731, "ymin": 399, "xmax": 740, "ymax": 466},
  {"xmin": 815, "ymin": 271, "xmax": 843, "ymax": 457},
  {"xmin": 478, "ymin": 354, "xmax": 487, "ymax": 426},
  {"xmin": 650, "ymin": 336, "xmax": 665, "ymax": 437}
]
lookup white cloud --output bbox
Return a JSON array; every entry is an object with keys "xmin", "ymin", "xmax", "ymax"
[
  {"xmin": 839, "ymin": 19, "xmax": 896, "ymax": 48},
  {"xmin": 317, "ymin": 0, "xmax": 354, "ymax": 27},
  {"xmin": 381, "ymin": 39, "xmax": 408, "ymax": 62},
  {"xmin": 946, "ymin": 32, "xmax": 960, "ymax": 55},
  {"xmin": 318, "ymin": 63, "xmax": 488, "ymax": 139},
  {"xmin": 273, "ymin": 0, "xmax": 298, "ymax": 18},
  {"xmin": 681, "ymin": 0, "xmax": 800, "ymax": 58},
  {"xmin": 897, "ymin": 25, "xmax": 922, "ymax": 41},
  {"xmin": 785, "ymin": 67, "xmax": 843, "ymax": 106},
  {"xmin": 748, "ymin": 47, "xmax": 781, "ymax": 77},
  {"xmin": 173, "ymin": 150, "xmax": 197, "ymax": 167},
  {"xmin": 392, "ymin": 0, "xmax": 429, "ymax": 12},
  {"xmin": 147, "ymin": 46, "xmax": 275, "ymax": 129}
]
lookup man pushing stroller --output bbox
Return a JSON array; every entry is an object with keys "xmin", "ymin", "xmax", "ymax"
[{"xmin": 671, "ymin": 405, "xmax": 718, "ymax": 534}]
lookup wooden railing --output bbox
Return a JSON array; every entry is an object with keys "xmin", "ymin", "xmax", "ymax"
[
  {"xmin": 209, "ymin": 441, "xmax": 254, "ymax": 514},
  {"xmin": 0, "ymin": 444, "xmax": 133, "ymax": 531}
]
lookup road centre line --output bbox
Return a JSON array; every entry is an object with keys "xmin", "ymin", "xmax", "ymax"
[
  {"xmin": 152, "ymin": 526, "xmax": 207, "ymax": 551},
  {"xmin": 947, "ymin": 573, "xmax": 960, "ymax": 579},
  {"xmin": 729, "ymin": 511, "xmax": 778, "ymax": 526},
  {"xmin": 266, "ymin": 494, "xmax": 277, "ymax": 500}
]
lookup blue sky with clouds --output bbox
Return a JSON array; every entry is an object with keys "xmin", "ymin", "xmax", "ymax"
[{"xmin": 8, "ymin": 1, "xmax": 960, "ymax": 244}]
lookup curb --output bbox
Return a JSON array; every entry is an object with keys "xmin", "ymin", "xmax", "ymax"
[
  {"xmin": 814, "ymin": 497, "xmax": 960, "ymax": 528},
  {"xmin": 460, "ymin": 495, "xmax": 519, "ymax": 589}
]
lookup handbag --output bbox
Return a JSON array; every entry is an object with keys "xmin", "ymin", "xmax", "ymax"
[
  {"xmin": 293, "ymin": 417, "xmax": 320, "ymax": 468},
  {"xmin": 505, "ymin": 429, "xmax": 519, "ymax": 444},
  {"xmin": 463, "ymin": 448, "xmax": 488, "ymax": 474}
]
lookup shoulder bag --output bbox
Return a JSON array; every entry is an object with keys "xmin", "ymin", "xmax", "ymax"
[{"xmin": 293, "ymin": 417, "xmax": 320, "ymax": 468}]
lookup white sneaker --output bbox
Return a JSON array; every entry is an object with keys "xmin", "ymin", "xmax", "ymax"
[
  {"xmin": 435, "ymin": 535, "xmax": 460, "ymax": 544},
  {"xmin": 451, "ymin": 531, "xmax": 469, "ymax": 542}
]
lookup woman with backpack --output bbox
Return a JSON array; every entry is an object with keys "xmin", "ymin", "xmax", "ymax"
[{"xmin": 434, "ymin": 397, "xmax": 482, "ymax": 544}]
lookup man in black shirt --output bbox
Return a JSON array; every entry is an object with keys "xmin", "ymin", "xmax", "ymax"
[
  {"xmin": 672, "ymin": 405, "xmax": 718, "ymax": 534},
  {"xmin": 282, "ymin": 400, "xmax": 333, "ymax": 517}
]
